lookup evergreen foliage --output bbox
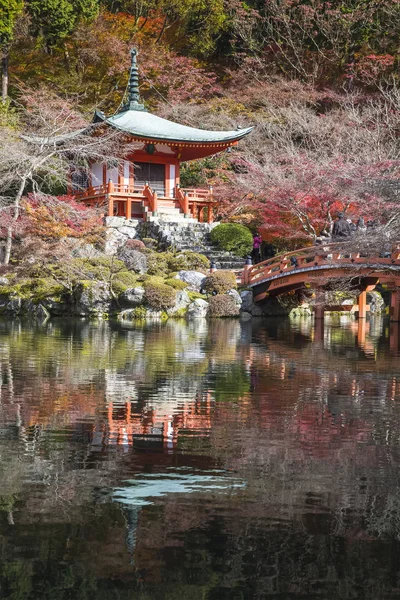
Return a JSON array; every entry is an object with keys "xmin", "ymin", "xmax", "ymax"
[
  {"xmin": 210, "ymin": 223, "xmax": 253, "ymax": 257},
  {"xmin": 0, "ymin": 0, "xmax": 23, "ymax": 46},
  {"xmin": 27, "ymin": 0, "xmax": 99, "ymax": 48}
]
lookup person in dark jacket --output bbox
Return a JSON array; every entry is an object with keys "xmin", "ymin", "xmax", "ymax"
[{"xmin": 332, "ymin": 212, "xmax": 352, "ymax": 238}]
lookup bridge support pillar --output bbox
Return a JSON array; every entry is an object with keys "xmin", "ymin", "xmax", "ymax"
[
  {"xmin": 314, "ymin": 315, "xmax": 324, "ymax": 343},
  {"xmin": 390, "ymin": 290, "xmax": 400, "ymax": 322},
  {"xmin": 358, "ymin": 290, "xmax": 367, "ymax": 319},
  {"xmin": 314, "ymin": 305, "xmax": 324, "ymax": 320}
]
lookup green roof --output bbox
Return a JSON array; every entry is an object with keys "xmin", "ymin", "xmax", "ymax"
[{"xmin": 95, "ymin": 109, "xmax": 253, "ymax": 144}]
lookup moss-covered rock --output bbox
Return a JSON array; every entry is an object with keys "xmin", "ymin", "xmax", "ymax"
[{"xmin": 74, "ymin": 282, "xmax": 113, "ymax": 316}]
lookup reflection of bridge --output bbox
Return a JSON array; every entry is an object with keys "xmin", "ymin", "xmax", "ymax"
[{"xmin": 241, "ymin": 243, "xmax": 400, "ymax": 321}]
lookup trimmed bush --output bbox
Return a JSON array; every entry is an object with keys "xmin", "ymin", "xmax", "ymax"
[
  {"xmin": 208, "ymin": 294, "xmax": 240, "ymax": 317},
  {"xmin": 210, "ymin": 223, "xmax": 253, "ymax": 256},
  {"xmin": 146, "ymin": 251, "xmax": 169, "ymax": 276},
  {"xmin": 168, "ymin": 251, "xmax": 210, "ymax": 273},
  {"xmin": 145, "ymin": 250, "xmax": 210, "ymax": 277},
  {"xmin": 112, "ymin": 271, "xmax": 139, "ymax": 294},
  {"xmin": 125, "ymin": 239, "xmax": 146, "ymax": 250},
  {"xmin": 202, "ymin": 271, "xmax": 237, "ymax": 295},
  {"xmin": 165, "ymin": 278, "xmax": 188, "ymax": 290},
  {"xmin": 144, "ymin": 281, "xmax": 176, "ymax": 310}
]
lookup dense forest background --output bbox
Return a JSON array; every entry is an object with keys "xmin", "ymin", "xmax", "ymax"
[{"xmin": 1, "ymin": 0, "xmax": 400, "ymax": 246}]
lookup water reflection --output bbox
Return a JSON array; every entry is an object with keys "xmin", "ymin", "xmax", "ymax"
[{"xmin": 0, "ymin": 317, "xmax": 399, "ymax": 598}]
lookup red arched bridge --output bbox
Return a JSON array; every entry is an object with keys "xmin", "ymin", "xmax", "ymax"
[{"xmin": 239, "ymin": 242, "xmax": 400, "ymax": 321}]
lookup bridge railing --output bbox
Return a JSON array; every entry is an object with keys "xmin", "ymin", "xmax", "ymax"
[{"xmin": 242, "ymin": 242, "xmax": 400, "ymax": 286}]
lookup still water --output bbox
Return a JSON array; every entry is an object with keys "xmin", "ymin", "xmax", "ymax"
[{"xmin": 0, "ymin": 316, "xmax": 400, "ymax": 599}]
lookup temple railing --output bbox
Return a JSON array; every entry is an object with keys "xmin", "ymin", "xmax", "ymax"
[
  {"xmin": 74, "ymin": 182, "xmax": 145, "ymax": 199},
  {"xmin": 73, "ymin": 181, "xmax": 218, "ymax": 221},
  {"xmin": 143, "ymin": 183, "xmax": 158, "ymax": 214},
  {"xmin": 180, "ymin": 186, "xmax": 214, "ymax": 202}
]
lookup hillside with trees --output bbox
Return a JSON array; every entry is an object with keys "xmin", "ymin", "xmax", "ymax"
[{"xmin": 1, "ymin": 0, "xmax": 400, "ymax": 252}]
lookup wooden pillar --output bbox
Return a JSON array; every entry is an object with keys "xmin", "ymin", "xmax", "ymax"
[
  {"xmin": 126, "ymin": 198, "xmax": 132, "ymax": 220},
  {"xmin": 314, "ymin": 314, "xmax": 324, "ymax": 343},
  {"xmin": 152, "ymin": 191, "xmax": 158, "ymax": 215},
  {"xmin": 108, "ymin": 196, "xmax": 114, "ymax": 217},
  {"xmin": 183, "ymin": 192, "xmax": 189, "ymax": 216},
  {"xmin": 207, "ymin": 204, "xmax": 213, "ymax": 224},
  {"xmin": 358, "ymin": 290, "xmax": 367, "ymax": 319},
  {"xmin": 357, "ymin": 318, "xmax": 366, "ymax": 346},
  {"xmin": 390, "ymin": 290, "xmax": 400, "ymax": 322},
  {"xmin": 314, "ymin": 305, "xmax": 324, "ymax": 320},
  {"xmin": 242, "ymin": 261, "xmax": 252, "ymax": 285}
]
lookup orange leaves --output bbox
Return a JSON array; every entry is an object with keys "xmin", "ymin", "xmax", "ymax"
[{"xmin": 23, "ymin": 196, "xmax": 104, "ymax": 242}]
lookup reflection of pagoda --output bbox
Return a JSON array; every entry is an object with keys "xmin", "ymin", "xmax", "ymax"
[
  {"xmin": 73, "ymin": 48, "xmax": 252, "ymax": 222},
  {"xmin": 93, "ymin": 393, "xmax": 213, "ymax": 452}
]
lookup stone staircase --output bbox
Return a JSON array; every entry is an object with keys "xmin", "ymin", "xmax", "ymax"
[
  {"xmin": 146, "ymin": 199, "xmax": 197, "ymax": 223},
  {"xmin": 137, "ymin": 220, "xmax": 246, "ymax": 270}
]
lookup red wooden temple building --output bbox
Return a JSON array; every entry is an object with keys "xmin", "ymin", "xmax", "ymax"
[{"xmin": 73, "ymin": 49, "xmax": 252, "ymax": 223}]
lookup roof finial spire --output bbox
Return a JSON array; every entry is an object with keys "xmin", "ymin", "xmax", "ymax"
[{"xmin": 125, "ymin": 48, "xmax": 145, "ymax": 111}]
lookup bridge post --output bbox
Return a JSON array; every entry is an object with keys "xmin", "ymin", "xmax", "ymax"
[
  {"xmin": 314, "ymin": 305, "xmax": 324, "ymax": 320},
  {"xmin": 314, "ymin": 315, "xmax": 324, "ymax": 343},
  {"xmin": 242, "ymin": 257, "xmax": 252, "ymax": 285},
  {"xmin": 390, "ymin": 290, "xmax": 400, "ymax": 322},
  {"xmin": 358, "ymin": 290, "xmax": 367, "ymax": 319}
]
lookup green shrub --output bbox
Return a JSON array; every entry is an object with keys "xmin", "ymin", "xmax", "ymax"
[
  {"xmin": 177, "ymin": 251, "xmax": 210, "ymax": 273},
  {"xmin": 165, "ymin": 278, "xmax": 188, "ymax": 290},
  {"xmin": 208, "ymin": 294, "xmax": 240, "ymax": 317},
  {"xmin": 30, "ymin": 278, "xmax": 65, "ymax": 302},
  {"xmin": 144, "ymin": 281, "xmax": 176, "ymax": 310},
  {"xmin": 202, "ymin": 271, "xmax": 237, "ymax": 295},
  {"xmin": 210, "ymin": 223, "xmax": 253, "ymax": 256},
  {"xmin": 188, "ymin": 291, "xmax": 207, "ymax": 301},
  {"xmin": 146, "ymin": 251, "xmax": 170, "ymax": 276},
  {"xmin": 141, "ymin": 275, "xmax": 165, "ymax": 286},
  {"xmin": 112, "ymin": 271, "xmax": 138, "ymax": 294},
  {"xmin": 142, "ymin": 237, "xmax": 158, "ymax": 250}
]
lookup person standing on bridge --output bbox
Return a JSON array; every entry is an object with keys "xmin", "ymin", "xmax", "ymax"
[
  {"xmin": 332, "ymin": 212, "xmax": 352, "ymax": 239},
  {"xmin": 252, "ymin": 233, "xmax": 263, "ymax": 264}
]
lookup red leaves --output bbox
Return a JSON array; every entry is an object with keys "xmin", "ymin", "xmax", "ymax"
[{"xmin": 22, "ymin": 194, "xmax": 104, "ymax": 241}]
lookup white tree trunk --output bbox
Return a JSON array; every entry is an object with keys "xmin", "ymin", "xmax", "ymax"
[{"xmin": 2, "ymin": 49, "xmax": 9, "ymax": 104}]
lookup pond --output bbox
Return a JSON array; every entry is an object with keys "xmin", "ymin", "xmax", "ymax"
[{"xmin": 0, "ymin": 316, "xmax": 399, "ymax": 599}]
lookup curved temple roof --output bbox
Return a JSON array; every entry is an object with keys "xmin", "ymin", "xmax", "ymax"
[{"xmin": 95, "ymin": 109, "xmax": 253, "ymax": 145}]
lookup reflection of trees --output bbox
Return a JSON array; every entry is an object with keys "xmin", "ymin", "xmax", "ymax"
[{"xmin": 1, "ymin": 317, "xmax": 400, "ymax": 597}]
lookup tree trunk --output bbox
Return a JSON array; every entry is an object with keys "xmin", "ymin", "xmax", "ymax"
[
  {"xmin": 2, "ymin": 177, "xmax": 27, "ymax": 265},
  {"xmin": 2, "ymin": 48, "xmax": 9, "ymax": 104},
  {"xmin": 3, "ymin": 226, "xmax": 13, "ymax": 265},
  {"xmin": 63, "ymin": 42, "xmax": 71, "ymax": 73}
]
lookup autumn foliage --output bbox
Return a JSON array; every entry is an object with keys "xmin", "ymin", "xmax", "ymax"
[{"xmin": 23, "ymin": 195, "xmax": 104, "ymax": 242}]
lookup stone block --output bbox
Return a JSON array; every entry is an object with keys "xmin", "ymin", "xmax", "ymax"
[
  {"xmin": 175, "ymin": 270, "xmax": 206, "ymax": 292},
  {"xmin": 187, "ymin": 299, "xmax": 209, "ymax": 318}
]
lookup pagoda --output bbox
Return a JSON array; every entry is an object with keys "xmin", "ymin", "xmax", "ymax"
[{"xmin": 73, "ymin": 49, "xmax": 252, "ymax": 223}]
